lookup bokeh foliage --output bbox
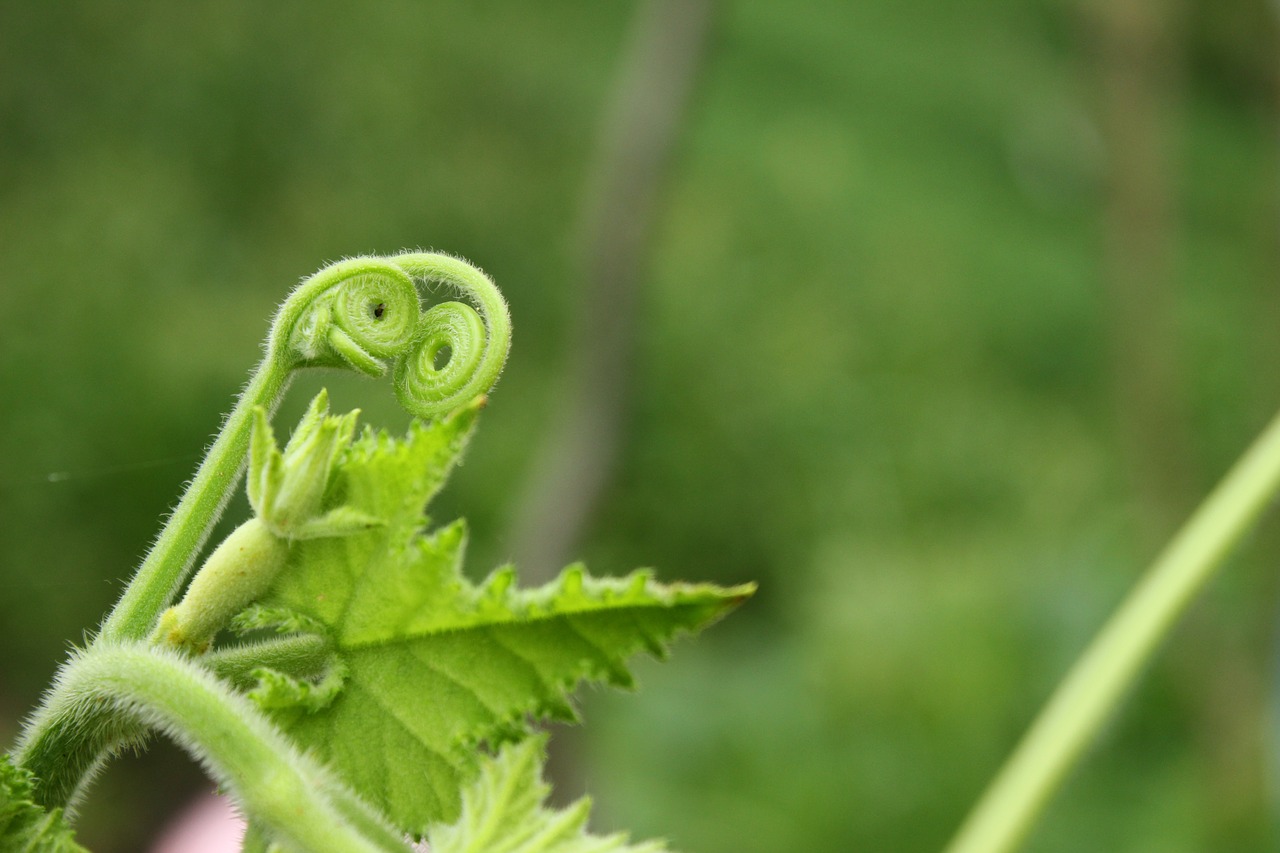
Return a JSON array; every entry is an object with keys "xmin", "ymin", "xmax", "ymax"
[{"xmin": 1, "ymin": 1, "xmax": 1278, "ymax": 851}]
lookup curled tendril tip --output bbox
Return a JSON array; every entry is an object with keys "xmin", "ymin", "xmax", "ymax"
[{"xmin": 270, "ymin": 252, "xmax": 511, "ymax": 418}]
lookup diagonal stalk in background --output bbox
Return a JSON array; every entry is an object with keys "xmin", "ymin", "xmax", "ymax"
[{"xmin": 946, "ymin": 406, "xmax": 1280, "ymax": 853}]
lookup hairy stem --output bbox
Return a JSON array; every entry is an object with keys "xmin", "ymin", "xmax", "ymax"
[
  {"xmin": 18, "ymin": 621, "xmax": 331, "ymax": 807},
  {"xmin": 205, "ymin": 635, "xmax": 333, "ymax": 690},
  {"xmin": 17, "ymin": 643, "xmax": 406, "ymax": 852},
  {"xmin": 945, "ymin": 407, "xmax": 1280, "ymax": 853},
  {"xmin": 99, "ymin": 362, "xmax": 292, "ymax": 643},
  {"xmin": 241, "ymin": 824, "xmax": 273, "ymax": 853}
]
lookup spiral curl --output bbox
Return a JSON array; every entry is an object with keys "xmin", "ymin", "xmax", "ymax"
[
  {"xmin": 278, "ymin": 259, "xmax": 419, "ymax": 377},
  {"xmin": 388, "ymin": 252, "xmax": 511, "ymax": 419},
  {"xmin": 393, "ymin": 301, "xmax": 486, "ymax": 417},
  {"xmin": 273, "ymin": 252, "xmax": 511, "ymax": 418}
]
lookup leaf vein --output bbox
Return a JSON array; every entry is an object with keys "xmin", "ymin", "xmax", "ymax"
[{"xmin": 346, "ymin": 675, "xmax": 460, "ymax": 813}]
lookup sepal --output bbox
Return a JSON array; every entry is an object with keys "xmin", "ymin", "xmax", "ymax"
[
  {"xmin": 247, "ymin": 391, "xmax": 380, "ymax": 540},
  {"xmin": 294, "ymin": 506, "xmax": 385, "ymax": 540}
]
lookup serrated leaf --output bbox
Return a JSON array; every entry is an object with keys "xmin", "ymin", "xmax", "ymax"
[
  {"xmin": 255, "ymin": 405, "xmax": 753, "ymax": 836},
  {"xmin": 0, "ymin": 755, "xmax": 87, "ymax": 853},
  {"xmin": 427, "ymin": 737, "xmax": 670, "ymax": 853}
]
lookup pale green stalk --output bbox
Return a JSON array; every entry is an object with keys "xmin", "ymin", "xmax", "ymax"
[
  {"xmin": 17, "ymin": 643, "xmax": 407, "ymax": 852},
  {"xmin": 240, "ymin": 824, "xmax": 273, "ymax": 853},
  {"xmin": 945, "ymin": 407, "xmax": 1280, "ymax": 853},
  {"xmin": 204, "ymin": 634, "xmax": 333, "ymax": 689}
]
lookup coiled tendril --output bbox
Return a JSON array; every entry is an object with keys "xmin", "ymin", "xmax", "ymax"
[
  {"xmin": 277, "ymin": 258, "xmax": 420, "ymax": 377},
  {"xmin": 391, "ymin": 252, "xmax": 511, "ymax": 419},
  {"xmin": 394, "ymin": 301, "xmax": 486, "ymax": 416},
  {"xmin": 273, "ymin": 252, "xmax": 511, "ymax": 418}
]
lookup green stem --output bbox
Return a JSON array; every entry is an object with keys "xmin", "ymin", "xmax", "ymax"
[
  {"xmin": 241, "ymin": 823, "xmax": 274, "ymax": 853},
  {"xmin": 204, "ymin": 635, "xmax": 333, "ymax": 690},
  {"xmin": 99, "ymin": 361, "xmax": 292, "ymax": 643},
  {"xmin": 14, "ymin": 638, "xmax": 332, "ymax": 809},
  {"xmin": 17, "ymin": 643, "xmax": 406, "ymax": 853},
  {"xmin": 945, "ymin": 408, "xmax": 1280, "ymax": 853}
]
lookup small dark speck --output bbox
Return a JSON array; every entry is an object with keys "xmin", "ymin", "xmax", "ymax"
[{"xmin": 373, "ymin": 303, "xmax": 385, "ymax": 319}]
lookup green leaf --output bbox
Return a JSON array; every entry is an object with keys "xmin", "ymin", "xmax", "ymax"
[
  {"xmin": 428, "ymin": 737, "xmax": 670, "ymax": 853},
  {"xmin": 0, "ymin": 755, "xmax": 87, "ymax": 853},
  {"xmin": 254, "ymin": 403, "xmax": 753, "ymax": 836}
]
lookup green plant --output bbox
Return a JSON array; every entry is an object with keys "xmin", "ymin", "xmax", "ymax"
[{"xmin": 3, "ymin": 251, "xmax": 752, "ymax": 852}]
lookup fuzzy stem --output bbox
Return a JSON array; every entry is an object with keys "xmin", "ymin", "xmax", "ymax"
[
  {"xmin": 945, "ymin": 407, "xmax": 1280, "ymax": 853},
  {"xmin": 241, "ymin": 824, "xmax": 274, "ymax": 853},
  {"xmin": 19, "ymin": 630, "xmax": 328, "ymax": 813},
  {"xmin": 99, "ymin": 362, "xmax": 292, "ymax": 643},
  {"xmin": 205, "ymin": 635, "xmax": 333, "ymax": 690},
  {"xmin": 17, "ymin": 643, "xmax": 406, "ymax": 852}
]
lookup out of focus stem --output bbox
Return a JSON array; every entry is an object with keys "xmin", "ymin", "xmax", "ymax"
[{"xmin": 945, "ymin": 407, "xmax": 1280, "ymax": 853}]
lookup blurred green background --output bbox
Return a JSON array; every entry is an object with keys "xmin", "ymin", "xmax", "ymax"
[{"xmin": 2, "ymin": 1, "xmax": 1279, "ymax": 850}]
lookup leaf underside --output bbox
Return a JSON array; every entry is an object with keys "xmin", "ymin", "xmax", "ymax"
[
  {"xmin": 252, "ymin": 405, "xmax": 753, "ymax": 836},
  {"xmin": 0, "ymin": 754, "xmax": 86, "ymax": 853},
  {"xmin": 428, "ymin": 737, "xmax": 670, "ymax": 853}
]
